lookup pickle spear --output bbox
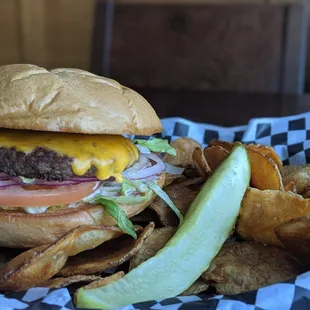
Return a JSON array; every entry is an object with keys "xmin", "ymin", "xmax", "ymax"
[{"xmin": 77, "ymin": 145, "xmax": 250, "ymax": 309}]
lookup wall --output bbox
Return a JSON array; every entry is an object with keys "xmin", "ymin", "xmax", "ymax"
[
  {"xmin": 0, "ymin": 0, "xmax": 309, "ymax": 90},
  {"xmin": 0, "ymin": 0, "xmax": 95, "ymax": 70},
  {"xmin": 117, "ymin": 0, "xmax": 303, "ymax": 2}
]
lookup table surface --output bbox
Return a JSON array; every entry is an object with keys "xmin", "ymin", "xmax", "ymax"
[{"xmin": 137, "ymin": 90, "xmax": 310, "ymax": 126}]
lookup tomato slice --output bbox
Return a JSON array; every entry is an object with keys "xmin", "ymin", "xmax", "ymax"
[{"xmin": 0, "ymin": 182, "xmax": 99, "ymax": 207}]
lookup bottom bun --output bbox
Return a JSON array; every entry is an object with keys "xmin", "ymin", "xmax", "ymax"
[{"xmin": 0, "ymin": 173, "xmax": 165, "ymax": 248}]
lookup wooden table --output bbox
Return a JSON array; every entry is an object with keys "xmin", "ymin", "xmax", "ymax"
[{"xmin": 137, "ymin": 89, "xmax": 310, "ymax": 126}]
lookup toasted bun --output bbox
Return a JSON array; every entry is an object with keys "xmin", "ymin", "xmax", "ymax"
[
  {"xmin": 0, "ymin": 64, "xmax": 162, "ymax": 135},
  {"xmin": 0, "ymin": 173, "xmax": 165, "ymax": 248}
]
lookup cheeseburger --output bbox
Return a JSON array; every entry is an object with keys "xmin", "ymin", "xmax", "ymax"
[{"xmin": 0, "ymin": 64, "xmax": 178, "ymax": 248}]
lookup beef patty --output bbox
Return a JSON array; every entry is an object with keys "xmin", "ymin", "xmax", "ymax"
[{"xmin": 0, "ymin": 147, "xmax": 96, "ymax": 181}]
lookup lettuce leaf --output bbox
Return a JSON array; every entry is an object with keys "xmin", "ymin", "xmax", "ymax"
[
  {"xmin": 122, "ymin": 178, "xmax": 149, "ymax": 194},
  {"xmin": 134, "ymin": 138, "xmax": 176, "ymax": 156},
  {"xmin": 84, "ymin": 179, "xmax": 153, "ymax": 206},
  {"xmin": 145, "ymin": 181, "xmax": 183, "ymax": 224},
  {"xmin": 106, "ymin": 192, "xmax": 152, "ymax": 205},
  {"xmin": 19, "ymin": 176, "xmax": 35, "ymax": 184},
  {"xmin": 121, "ymin": 178, "xmax": 136, "ymax": 196},
  {"xmin": 94, "ymin": 197, "xmax": 137, "ymax": 239}
]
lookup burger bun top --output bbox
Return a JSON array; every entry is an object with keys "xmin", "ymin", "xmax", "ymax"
[{"xmin": 0, "ymin": 64, "xmax": 162, "ymax": 135}]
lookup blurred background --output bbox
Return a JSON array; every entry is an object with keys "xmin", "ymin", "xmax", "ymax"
[{"xmin": 1, "ymin": 0, "xmax": 310, "ymax": 125}]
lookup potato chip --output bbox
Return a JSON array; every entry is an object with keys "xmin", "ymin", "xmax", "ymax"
[
  {"xmin": 130, "ymin": 227, "xmax": 176, "ymax": 270},
  {"xmin": 210, "ymin": 140, "xmax": 235, "ymax": 152},
  {"xmin": 202, "ymin": 242, "xmax": 301, "ymax": 294},
  {"xmin": 210, "ymin": 140, "xmax": 283, "ymax": 190},
  {"xmin": 284, "ymin": 181, "xmax": 296, "ymax": 193},
  {"xmin": 247, "ymin": 144, "xmax": 283, "ymax": 169},
  {"xmin": 180, "ymin": 278, "xmax": 209, "ymax": 296},
  {"xmin": 182, "ymin": 168, "xmax": 201, "ymax": 179},
  {"xmin": 192, "ymin": 147, "xmax": 212, "ymax": 180},
  {"xmin": 58, "ymin": 223, "xmax": 154, "ymax": 277},
  {"xmin": 281, "ymin": 165, "xmax": 310, "ymax": 196},
  {"xmin": 248, "ymin": 149, "xmax": 283, "ymax": 190},
  {"xmin": 78, "ymin": 271, "xmax": 125, "ymax": 291},
  {"xmin": 281, "ymin": 165, "xmax": 298, "ymax": 179},
  {"xmin": 0, "ymin": 225, "xmax": 125, "ymax": 291},
  {"xmin": 181, "ymin": 177, "xmax": 204, "ymax": 187},
  {"xmin": 210, "ymin": 140, "xmax": 283, "ymax": 169},
  {"xmin": 164, "ymin": 138, "xmax": 201, "ymax": 168},
  {"xmin": 192, "ymin": 148, "xmax": 210, "ymax": 177},
  {"xmin": 74, "ymin": 272, "xmax": 125, "ymax": 304},
  {"xmin": 203, "ymin": 146, "xmax": 229, "ymax": 171},
  {"xmin": 43, "ymin": 275, "xmax": 103, "ymax": 288},
  {"xmin": 303, "ymin": 190, "xmax": 310, "ymax": 199},
  {"xmin": 237, "ymin": 188, "xmax": 310, "ymax": 247},
  {"xmin": 164, "ymin": 174, "xmax": 187, "ymax": 187},
  {"xmin": 149, "ymin": 183, "xmax": 198, "ymax": 226},
  {"xmin": 275, "ymin": 216, "xmax": 310, "ymax": 265}
]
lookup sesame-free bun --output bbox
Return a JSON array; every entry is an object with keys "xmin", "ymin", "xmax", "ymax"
[
  {"xmin": 0, "ymin": 172, "xmax": 165, "ymax": 248},
  {"xmin": 0, "ymin": 64, "xmax": 162, "ymax": 135}
]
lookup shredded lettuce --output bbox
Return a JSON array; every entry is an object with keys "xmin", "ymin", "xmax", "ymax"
[
  {"xmin": 134, "ymin": 138, "xmax": 176, "ymax": 156},
  {"xmin": 83, "ymin": 174, "xmax": 181, "ymax": 238},
  {"xmin": 85, "ymin": 180, "xmax": 153, "ymax": 238},
  {"xmin": 19, "ymin": 176, "xmax": 35, "ymax": 184},
  {"xmin": 131, "ymin": 180, "xmax": 149, "ymax": 193},
  {"xmin": 106, "ymin": 191, "xmax": 152, "ymax": 205},
  {"xmin": 94, "ymin": 197, "xmax": 137, "ymax": 239},
  {"xmin": 145, "ymin": 181, "xmax": 183, "ymax": 224},
  {"xmin": 84, "ymin": 179, "xmax": 153, "ymax": 205},
  {"xmin": 121, "ymin": 178, "xmax": 136, "ymax": 196},
  {"xmin": 122, "ymin": 178, "xmax": 149, "ymax": 194}
]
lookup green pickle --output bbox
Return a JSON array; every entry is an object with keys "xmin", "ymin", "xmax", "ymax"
[{"xmin": 77, "ymin": 145, "xmax": 251, "ymax": 309}]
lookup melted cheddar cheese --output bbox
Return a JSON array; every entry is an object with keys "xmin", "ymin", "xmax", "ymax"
[{"xmin": 0, "ymin": 129, "xmax": 138, "ymax": 182}]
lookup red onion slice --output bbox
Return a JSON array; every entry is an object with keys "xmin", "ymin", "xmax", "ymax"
[
  {"xmin": 123, "ymin": 153, "xmax": 166, "ymax": 180},
  {"xmin": 0, "ymin": 173, "xmax": 13, "ymax": 180},
  {"xmin": 0, "ymin": 172, "xmax": 102, "ymax": 188},
  {"xmin": 0, "ymin": 180, "xmax": 19, "ymax": 187},
  {"xmin": 129, "ymin": 154, "xmax": 150, "ymax": 170},
  {"xmin": 0, "ymin": 180, "xmax": 20, "ymax": 189},
  {"xmin": 33, "ymin": 179, "xmax": 81, "ymax": 186},
  {"xmin": 13, "ymin": 175, "xmax": 99, "ymax": 186},
  {"xmin": 69, "ymin": 177, "xmax": 99, "ymax": 182}
]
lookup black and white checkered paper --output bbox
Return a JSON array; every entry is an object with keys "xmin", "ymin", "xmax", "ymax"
[{"xmin": 3, "ymin": 112, "xmax": 310, "ymax": 310}]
